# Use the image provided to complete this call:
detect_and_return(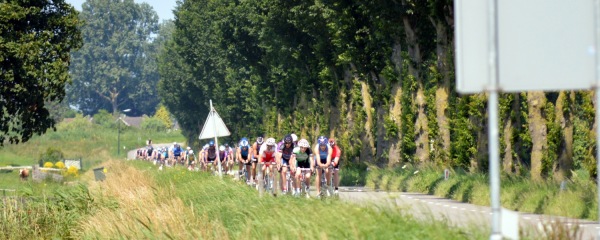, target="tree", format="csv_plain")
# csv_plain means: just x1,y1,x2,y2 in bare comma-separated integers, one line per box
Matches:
154,104,172,129
0,0,82,145
68,0,159,116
